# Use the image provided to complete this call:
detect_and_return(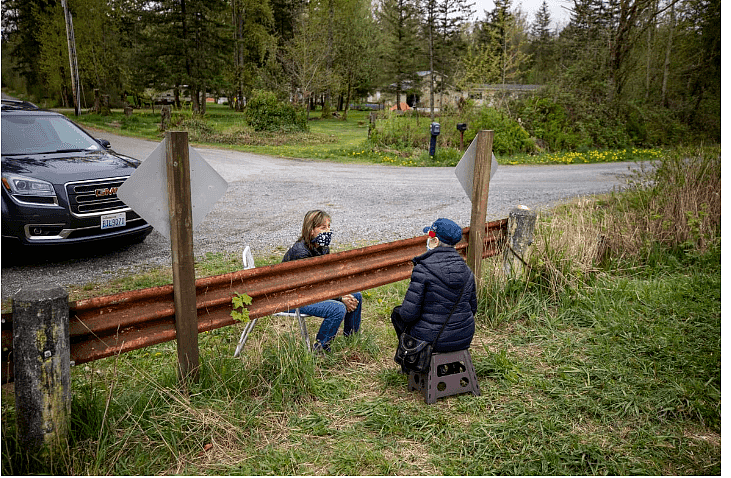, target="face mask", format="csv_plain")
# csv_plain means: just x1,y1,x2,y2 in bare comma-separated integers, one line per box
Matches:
313,231,332,247
427,237,438,251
